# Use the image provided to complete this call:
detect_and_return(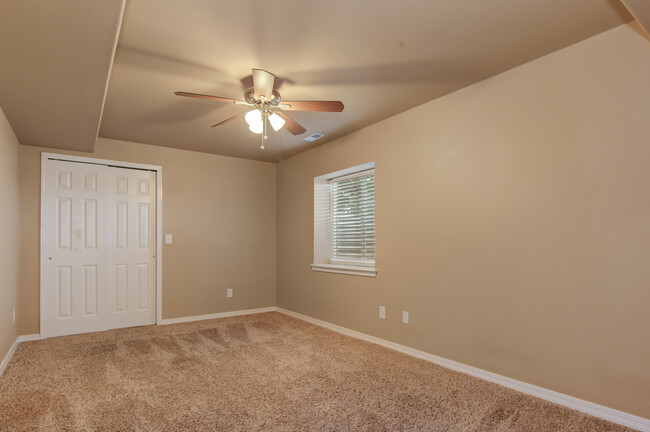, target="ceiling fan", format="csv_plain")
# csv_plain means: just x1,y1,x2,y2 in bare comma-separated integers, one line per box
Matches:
175,68,344,149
